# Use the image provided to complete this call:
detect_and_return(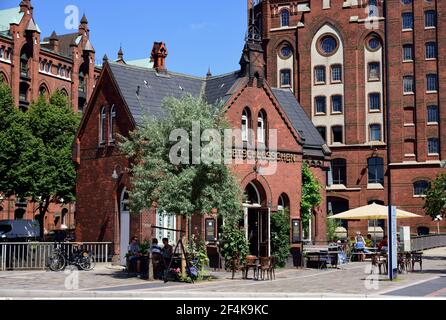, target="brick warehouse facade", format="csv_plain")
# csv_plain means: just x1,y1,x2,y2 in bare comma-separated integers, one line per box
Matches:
251,0,446,237
74,33,330,264
0,0,100,234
